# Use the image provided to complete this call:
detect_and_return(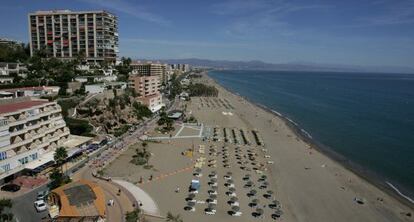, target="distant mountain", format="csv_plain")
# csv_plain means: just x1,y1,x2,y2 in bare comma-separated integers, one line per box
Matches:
148,58,414,74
